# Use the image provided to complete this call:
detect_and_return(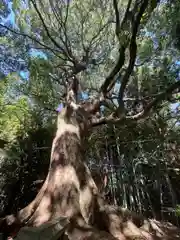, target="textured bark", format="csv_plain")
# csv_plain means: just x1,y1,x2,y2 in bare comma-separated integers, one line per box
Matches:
1,107,180,240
